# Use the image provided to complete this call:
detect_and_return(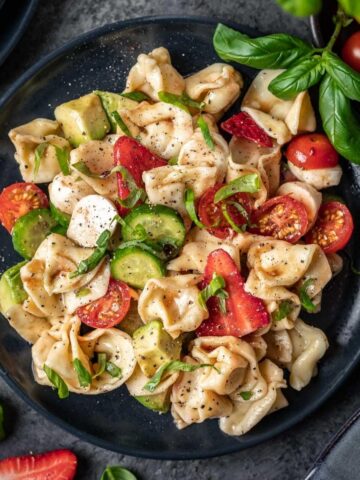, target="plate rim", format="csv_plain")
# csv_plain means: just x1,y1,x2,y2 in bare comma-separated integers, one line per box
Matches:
0,14,359,460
